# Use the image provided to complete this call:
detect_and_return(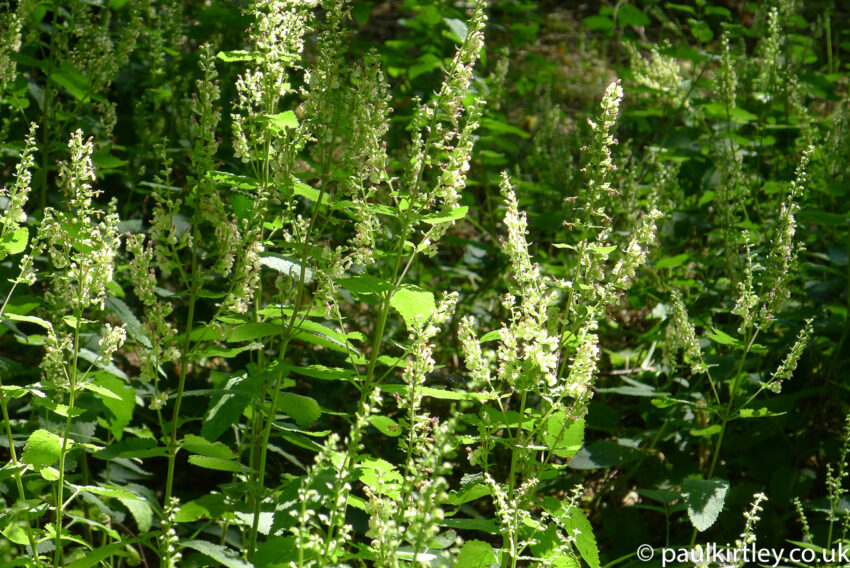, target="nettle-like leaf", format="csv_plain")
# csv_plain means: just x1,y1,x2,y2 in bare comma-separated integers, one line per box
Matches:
682,478,730,532
389,284,436,330
544,413,585,459
21,429,63,468
456,540,498,567
182,540,252,568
